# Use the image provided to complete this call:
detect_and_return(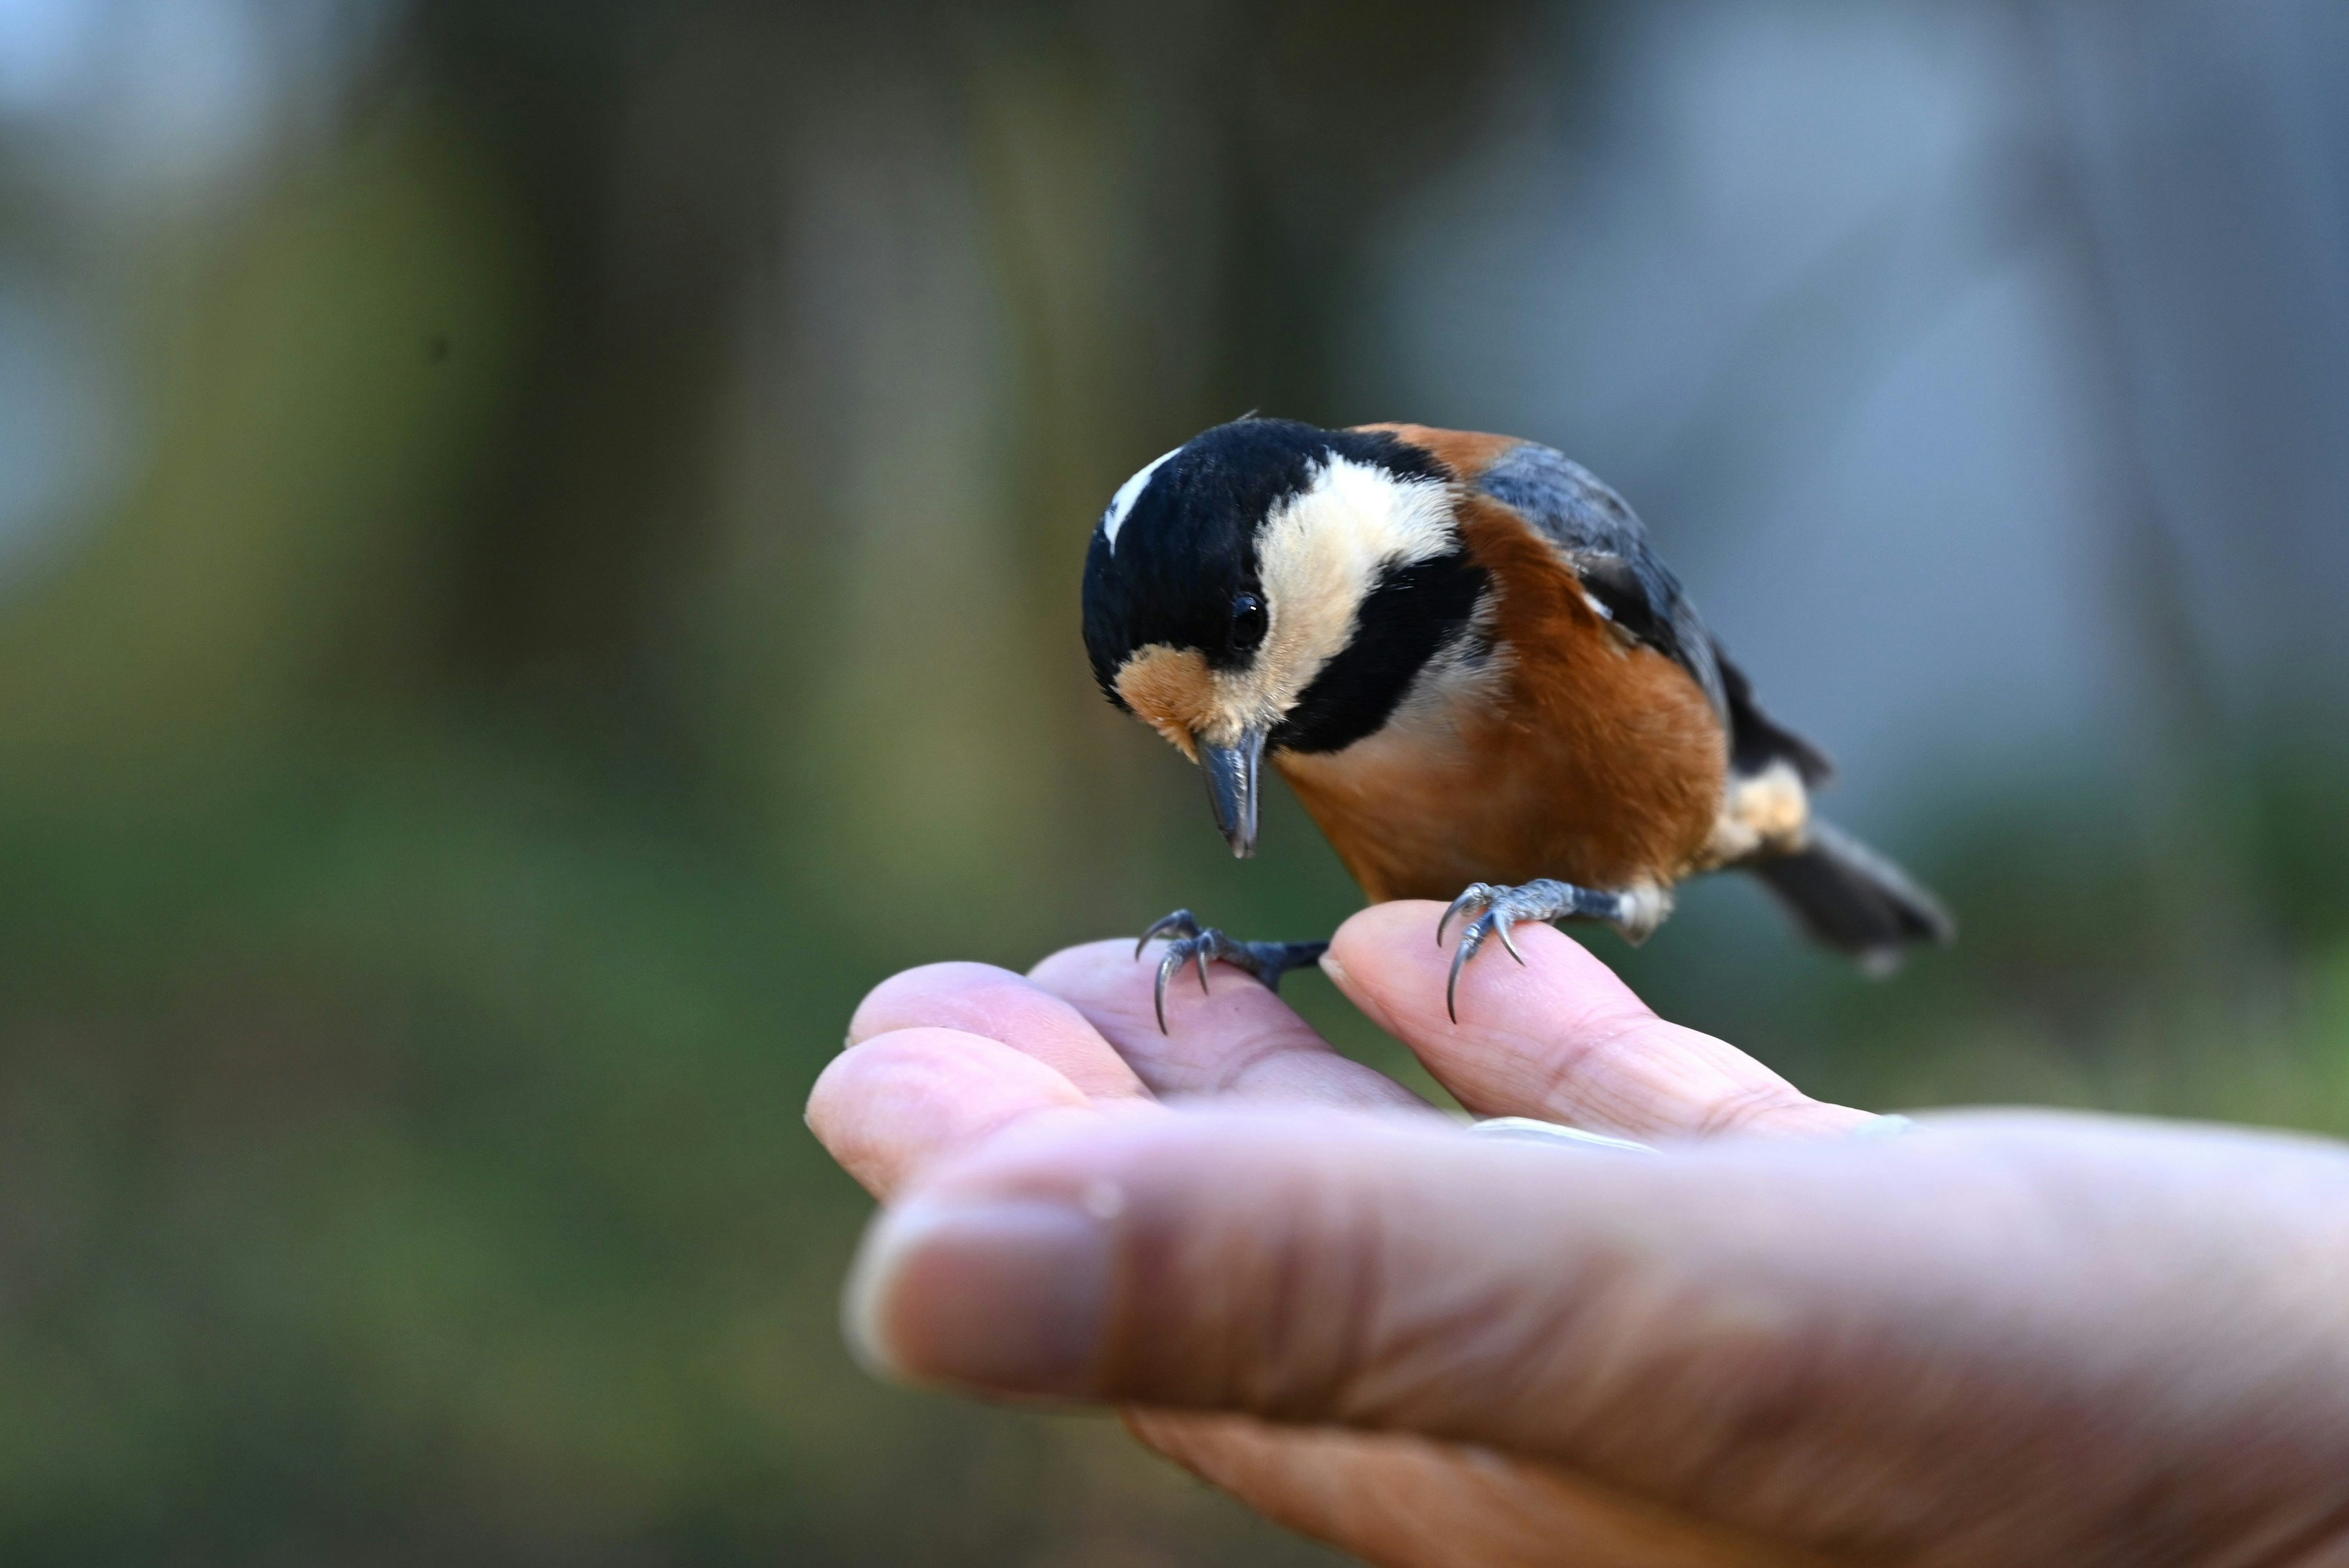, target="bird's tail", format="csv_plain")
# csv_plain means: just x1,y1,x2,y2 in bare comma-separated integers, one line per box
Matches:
1748,818,1953,973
